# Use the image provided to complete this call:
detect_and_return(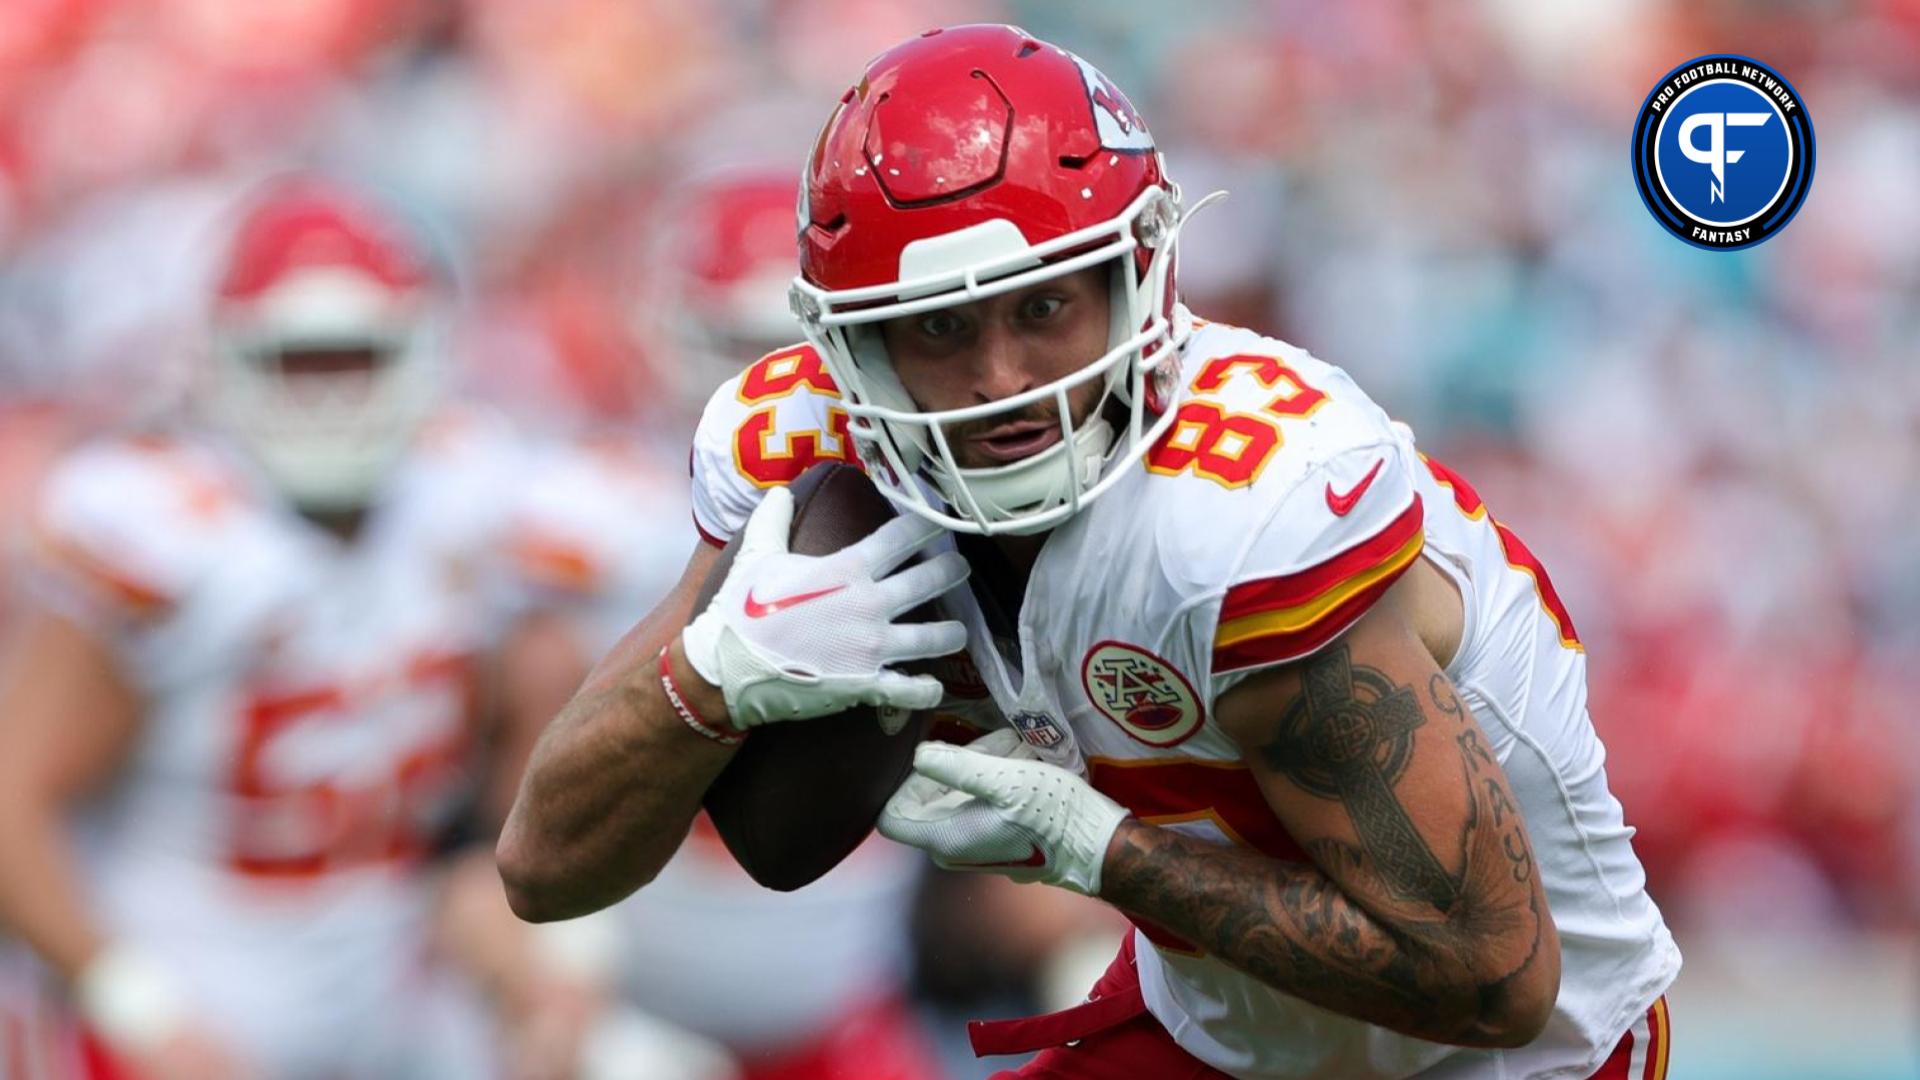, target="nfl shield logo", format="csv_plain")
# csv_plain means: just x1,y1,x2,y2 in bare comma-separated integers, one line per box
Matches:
1009,711,1066,749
